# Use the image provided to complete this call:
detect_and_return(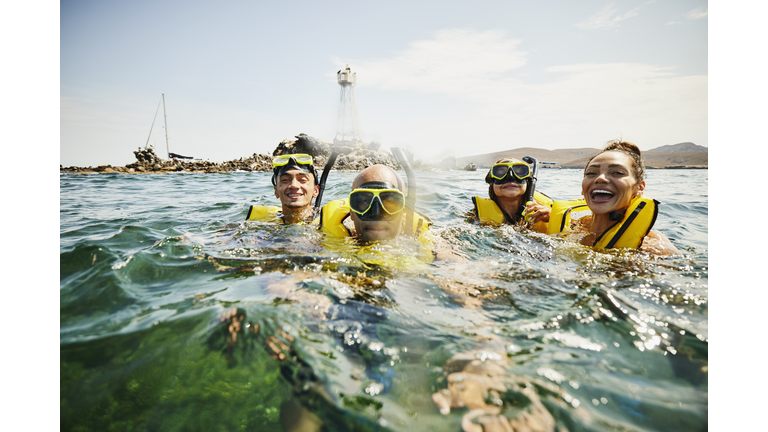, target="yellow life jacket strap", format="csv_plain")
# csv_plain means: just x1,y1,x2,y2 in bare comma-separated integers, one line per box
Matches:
594,198,658,249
